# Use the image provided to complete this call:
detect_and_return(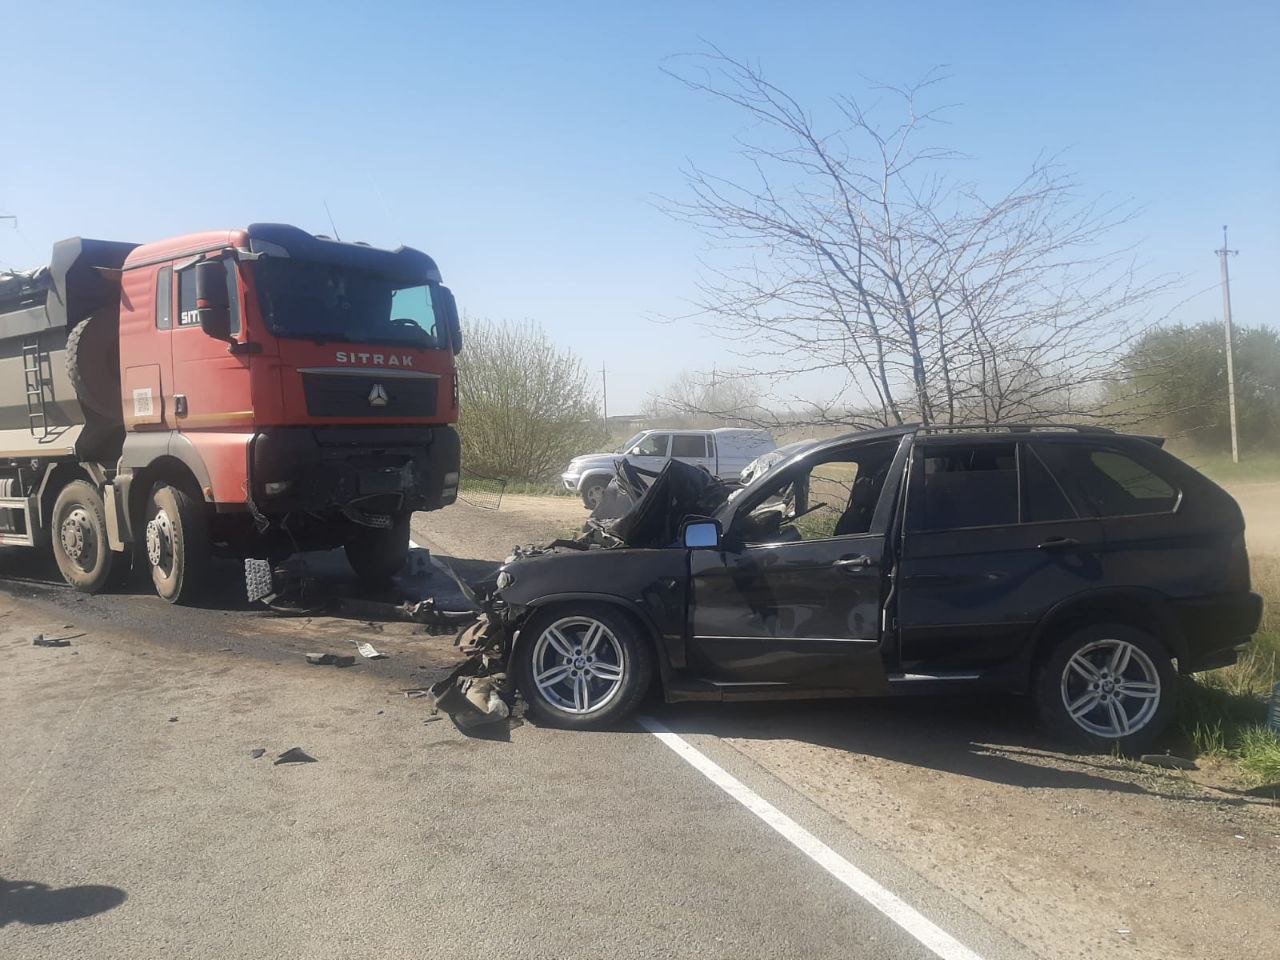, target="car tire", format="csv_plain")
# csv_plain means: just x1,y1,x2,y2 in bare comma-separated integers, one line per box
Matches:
515,603,653,729
146,483,210,604
581,479,608,511
50,480,117,593
1036,622,1177,753
344,512,410,584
